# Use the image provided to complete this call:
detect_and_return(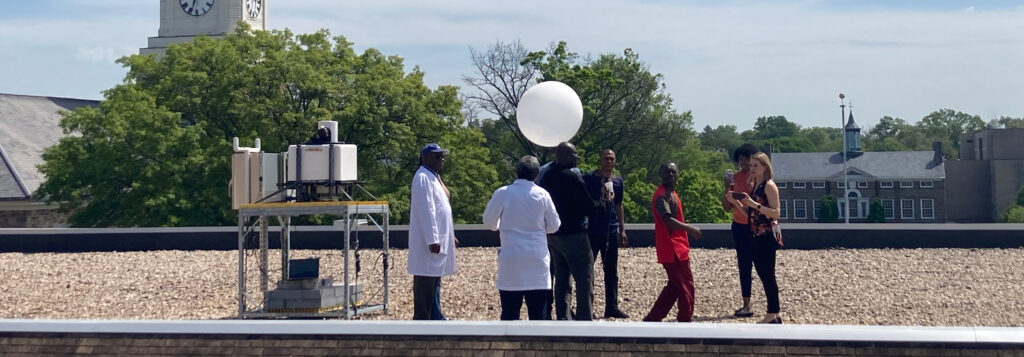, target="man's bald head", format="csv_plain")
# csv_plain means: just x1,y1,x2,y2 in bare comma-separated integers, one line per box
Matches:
554,142,579,167
659,161,679,188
